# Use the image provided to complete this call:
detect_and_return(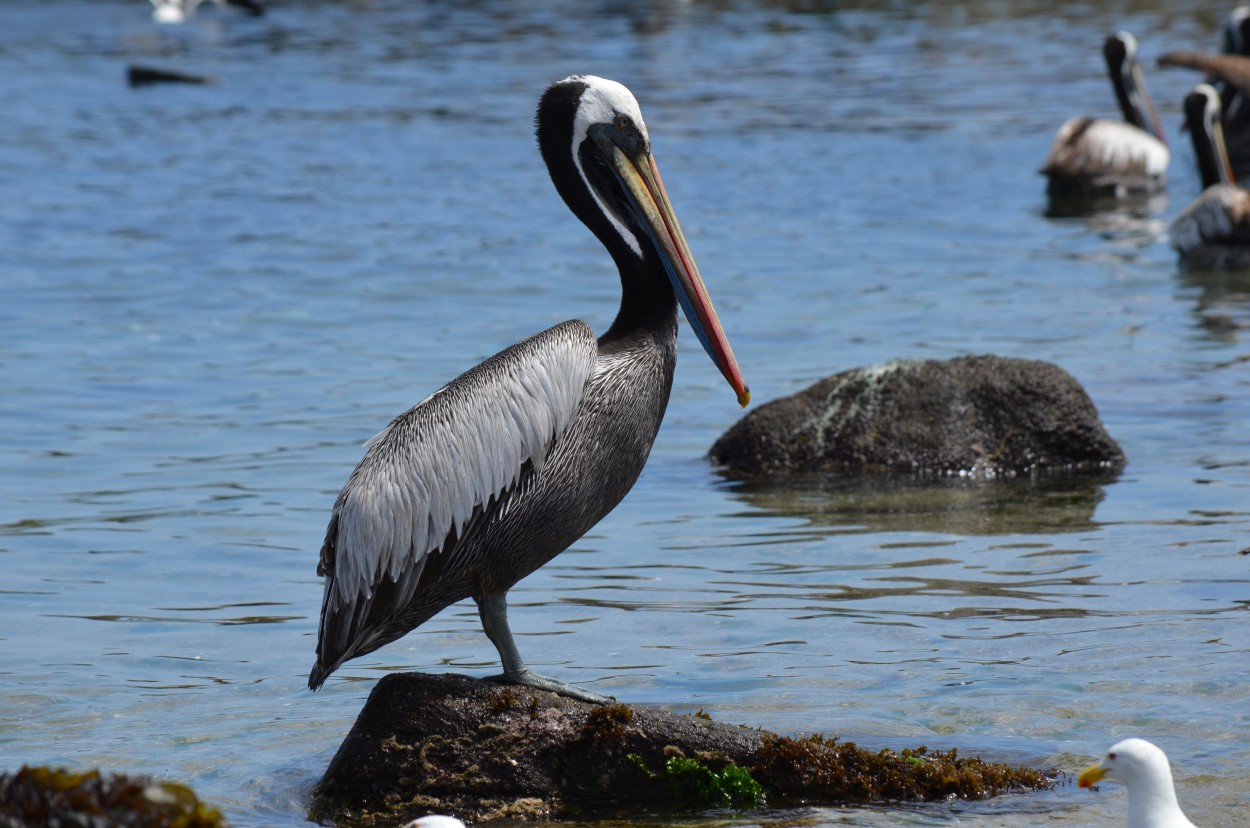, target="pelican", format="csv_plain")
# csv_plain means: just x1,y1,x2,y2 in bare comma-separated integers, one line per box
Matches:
1159,8,1250,178
1219,6,1250,144
1168,84,1250,269
307,76,749,703
1078,738,1197,828
1042,32,1169,198
150,0,263,23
